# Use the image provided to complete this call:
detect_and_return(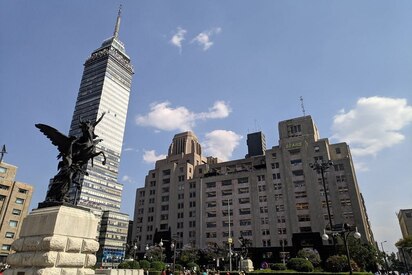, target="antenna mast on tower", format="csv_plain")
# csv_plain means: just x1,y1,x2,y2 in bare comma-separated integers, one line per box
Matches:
300,96,306,116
